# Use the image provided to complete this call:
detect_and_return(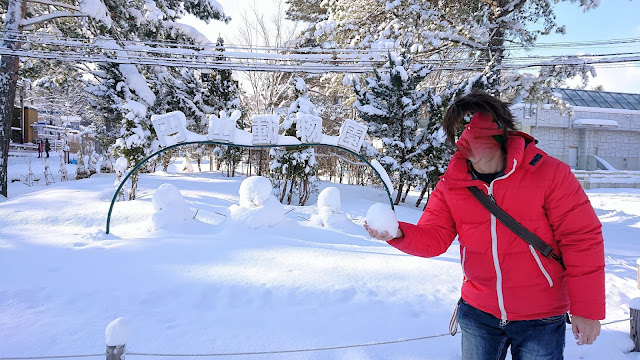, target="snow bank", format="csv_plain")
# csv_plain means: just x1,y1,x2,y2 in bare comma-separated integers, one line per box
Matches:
148,183,195,231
